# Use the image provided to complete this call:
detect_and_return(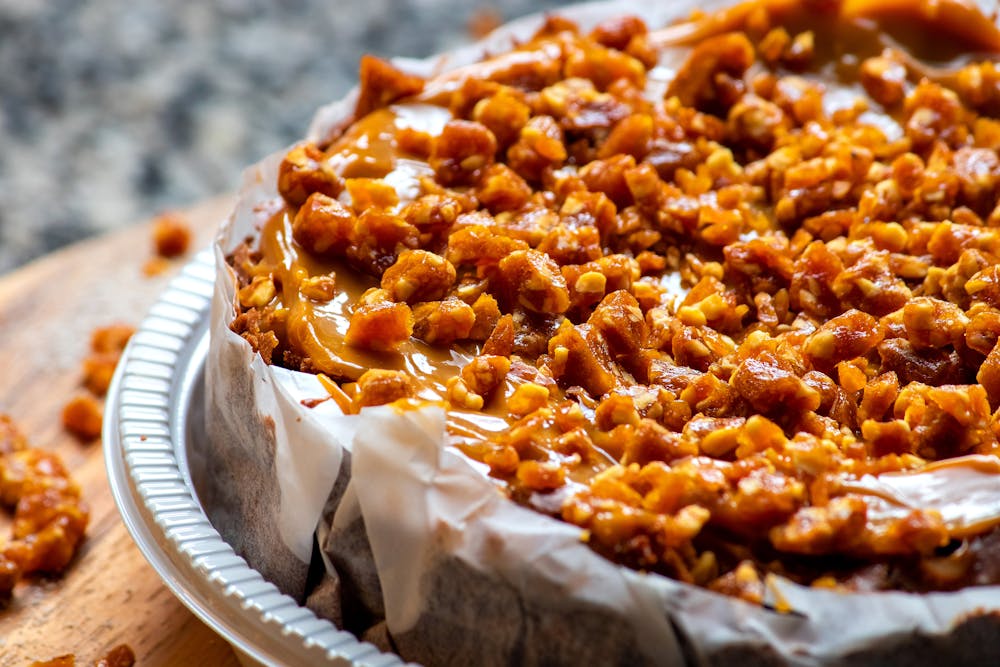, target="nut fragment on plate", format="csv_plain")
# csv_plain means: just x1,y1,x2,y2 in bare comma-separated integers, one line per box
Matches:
0,415,89,601
227,0,1000,598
